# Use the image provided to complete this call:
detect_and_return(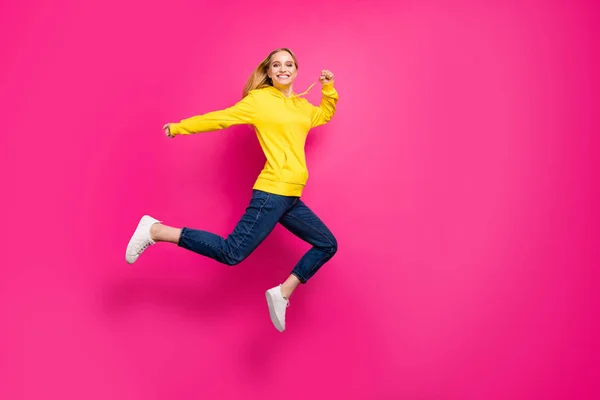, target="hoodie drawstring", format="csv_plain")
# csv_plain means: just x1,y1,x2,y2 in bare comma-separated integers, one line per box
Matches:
292,82,316,98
